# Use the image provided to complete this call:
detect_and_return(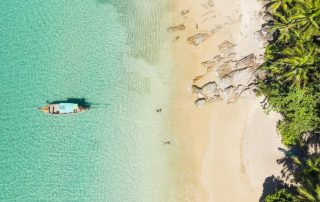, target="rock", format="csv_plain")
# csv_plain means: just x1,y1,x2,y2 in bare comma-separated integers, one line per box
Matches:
192,53,260,106
218,40,236,54
192,85,202,93
221,85,233,101
207,0,215,7
201,61,215,72
227,52,236,59
173,36,180,42
167,24,185,32
195,98,207,108
219,76,233,90
181,10,190,16
234,54,256,70
213,55,225,62
187,32,212,46
217,63,233,78
201,61,214,66
201,82,218,98
193,75,205,83
257,70,267,80
192,81,220,106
